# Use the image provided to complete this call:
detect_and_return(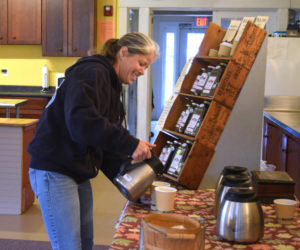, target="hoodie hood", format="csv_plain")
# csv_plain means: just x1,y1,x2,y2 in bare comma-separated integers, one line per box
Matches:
65,55,122,92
